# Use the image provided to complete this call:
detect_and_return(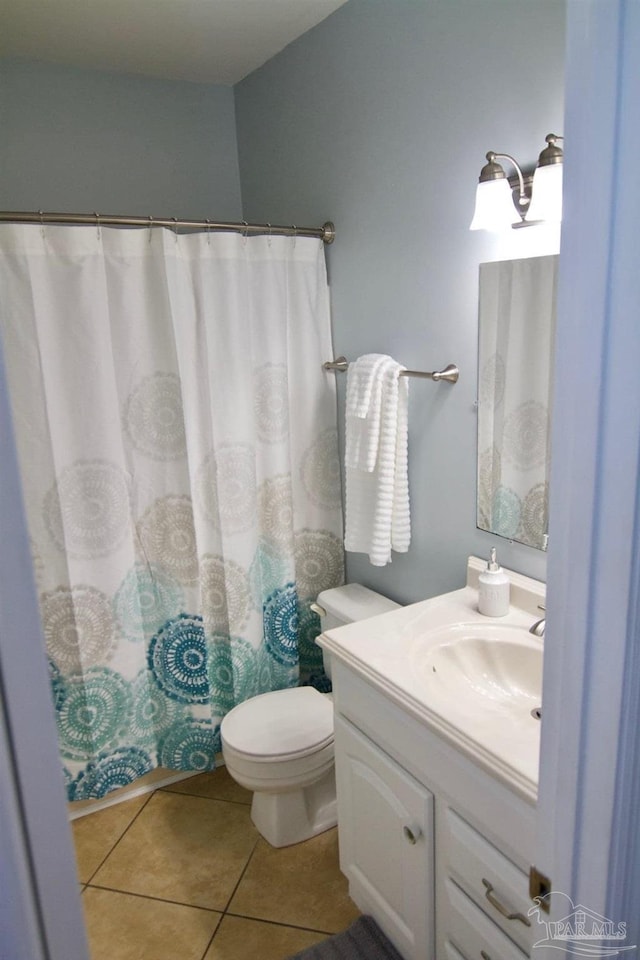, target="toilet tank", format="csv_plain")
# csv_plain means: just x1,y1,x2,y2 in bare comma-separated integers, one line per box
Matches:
314,583,400,679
